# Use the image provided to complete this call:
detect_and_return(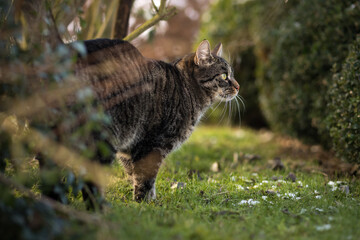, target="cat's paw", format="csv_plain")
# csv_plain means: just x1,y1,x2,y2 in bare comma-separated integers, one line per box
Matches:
134,179,156,202
146,184,156,201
